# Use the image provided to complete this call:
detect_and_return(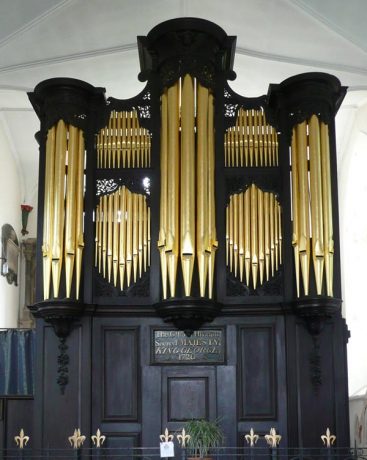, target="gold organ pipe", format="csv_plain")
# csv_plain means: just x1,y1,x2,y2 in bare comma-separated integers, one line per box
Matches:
235,115,239,167
113,189,119,287
126,189,133,287
258,188,265,285
122,111,127,167
269,192,275,277
278,202,282,265
132,193,139,283
159,90,168,299
250,184,258,289
243,109,248,166
107,193,113,282
239,110,244,167
75,130,85,299
43,126,56,299
226,206,229,266
107,114,112,168
253,110,259,166
111,111,116,168
119,186,126,290
264,192,270,281
197,82,209,297
207,92,217,299
138,194,143,278
291,129,300,296
233,193,239,278
95,206,99,267
296,121,310,295
244,187,251,286
126,111,131,167
51,120,67,298
258,111,264,166
309,115,324,295
167,81,180,297
75,130,85,300
238,191,244,282
65,125,78,298
274,195,279,271
248,110,254,166
117,112,122,168
148,206,151,266
180,75,196,297
102,194,107,278
320,121,334,296
143,196,148,272
229,195,234,273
